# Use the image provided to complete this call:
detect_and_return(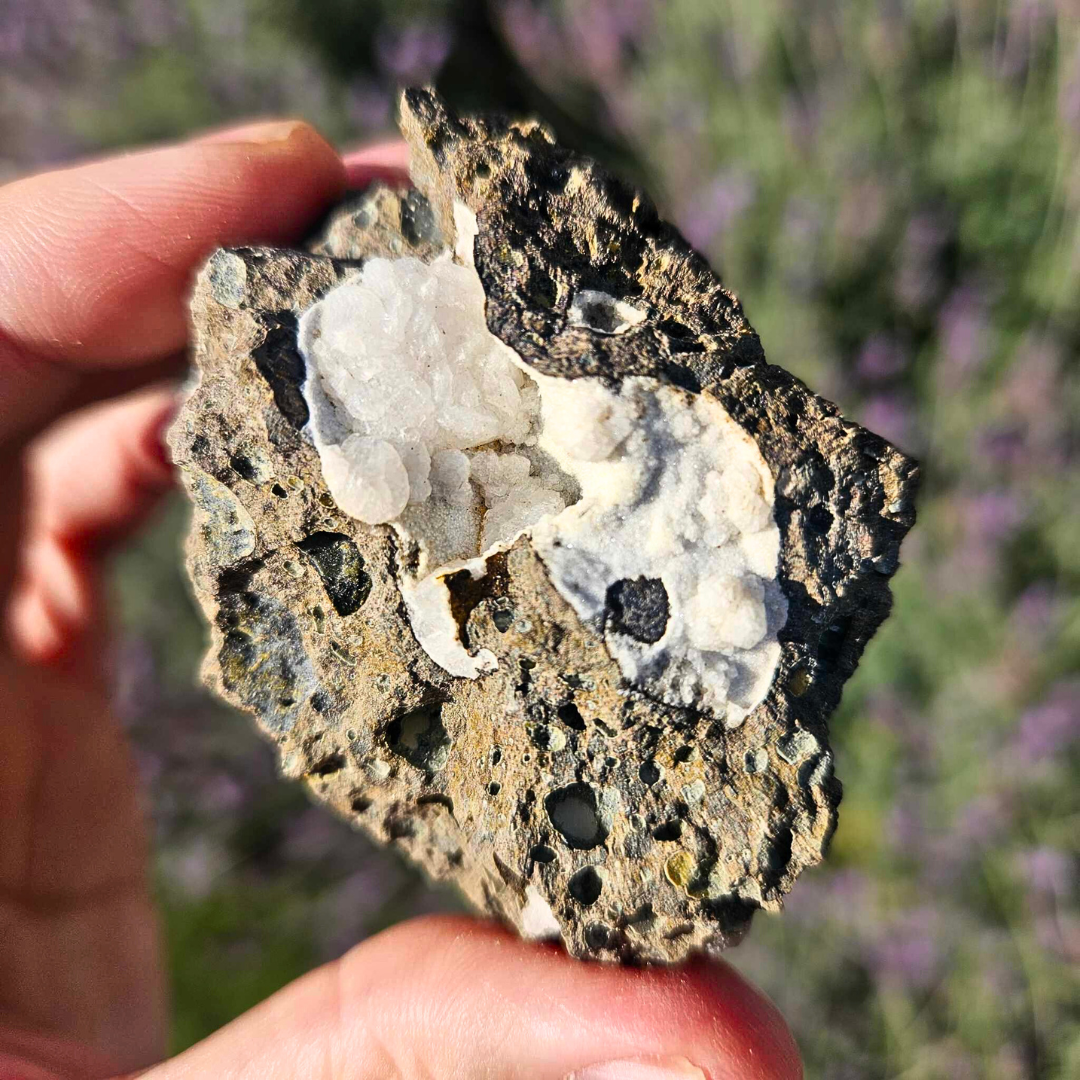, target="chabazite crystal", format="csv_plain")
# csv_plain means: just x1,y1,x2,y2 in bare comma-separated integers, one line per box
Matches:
170,88,918,962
